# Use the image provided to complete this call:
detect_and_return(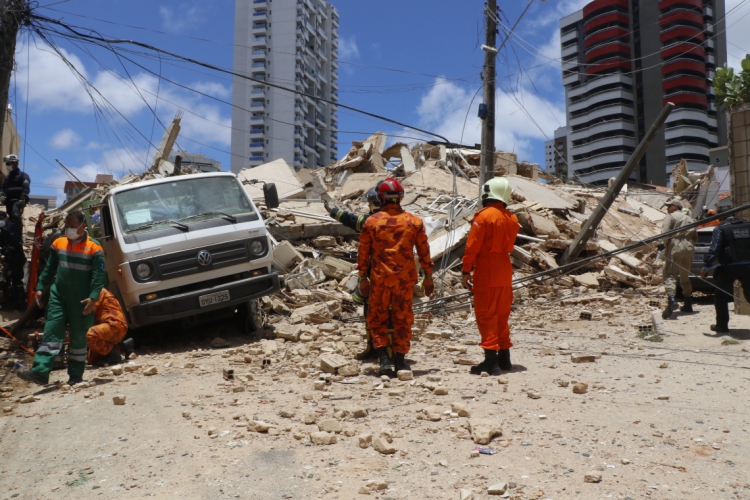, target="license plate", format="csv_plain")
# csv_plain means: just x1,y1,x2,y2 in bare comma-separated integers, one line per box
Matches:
199,290,230,307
